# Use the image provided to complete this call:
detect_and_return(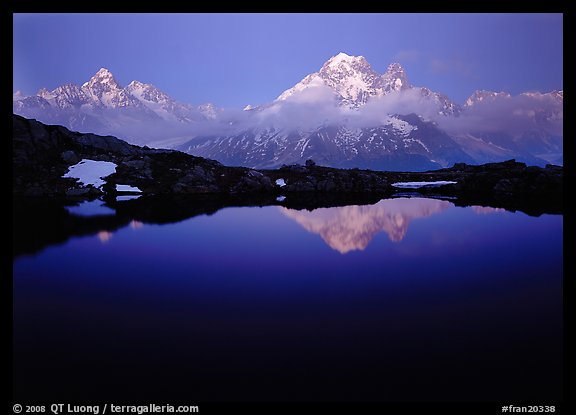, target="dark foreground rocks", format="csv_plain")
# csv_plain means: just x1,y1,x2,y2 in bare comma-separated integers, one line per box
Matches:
13,114,562,214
